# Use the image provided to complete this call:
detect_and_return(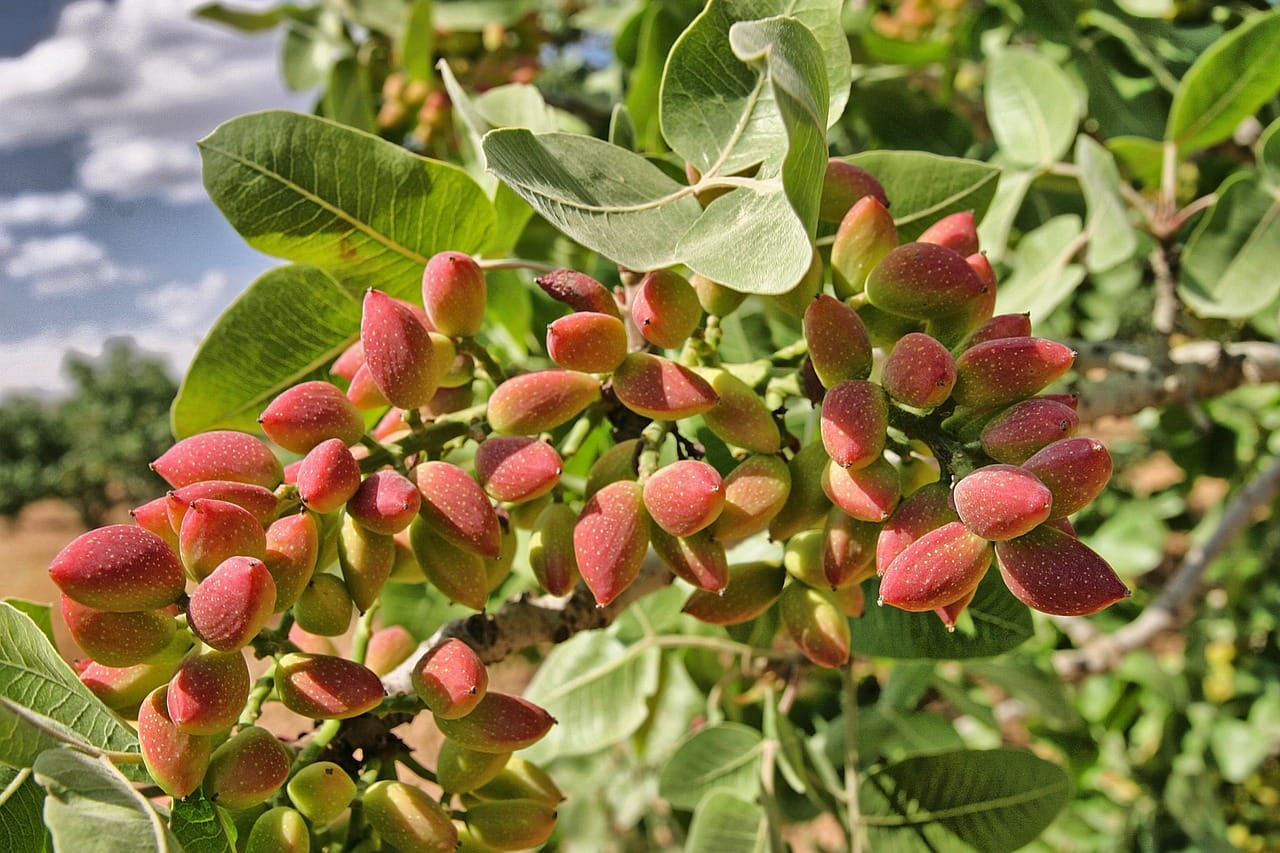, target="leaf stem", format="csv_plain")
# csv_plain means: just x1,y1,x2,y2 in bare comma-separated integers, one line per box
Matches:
457,337,507,384
474,257,557,274
351,601,382,665
237,660,280,729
